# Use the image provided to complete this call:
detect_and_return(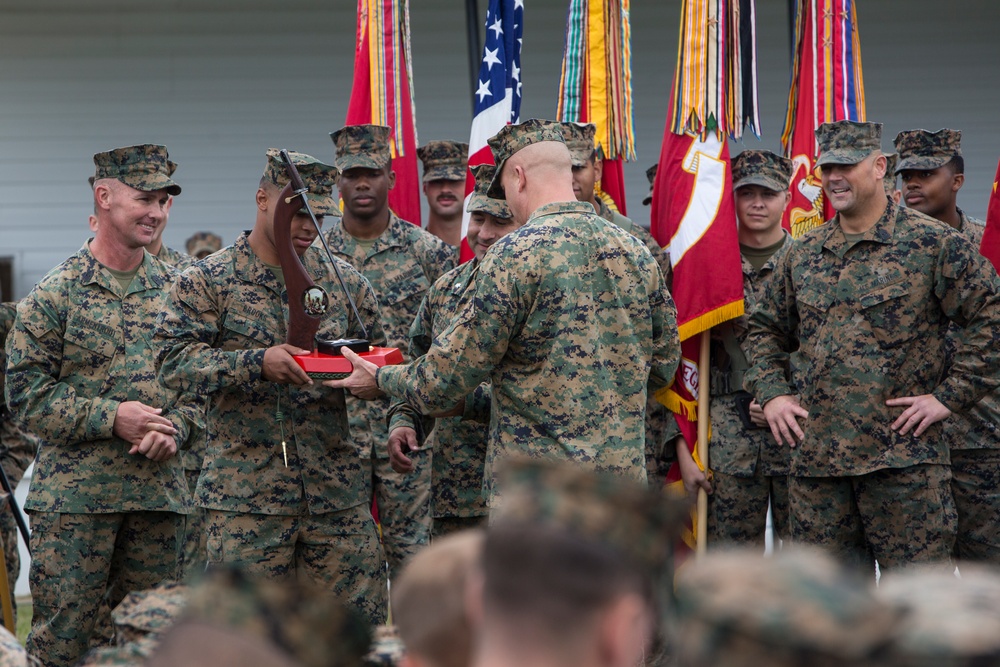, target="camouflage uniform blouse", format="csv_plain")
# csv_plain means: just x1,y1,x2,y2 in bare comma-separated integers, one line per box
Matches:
155,232,384,515
4,244,195,514
378,201,681,503
324,213,457,460
156,245,194,271
745,202,1000,477
389,259,488,518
